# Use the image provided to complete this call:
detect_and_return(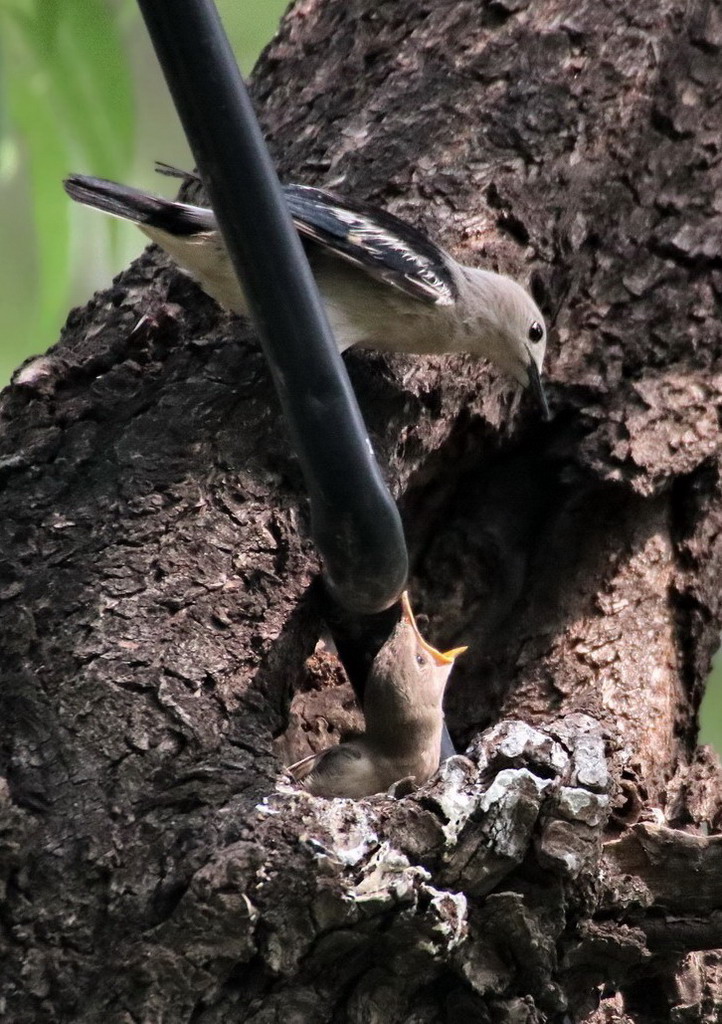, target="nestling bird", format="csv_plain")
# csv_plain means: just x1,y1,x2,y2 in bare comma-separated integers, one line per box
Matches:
288,591,467,798
63,168,549,416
